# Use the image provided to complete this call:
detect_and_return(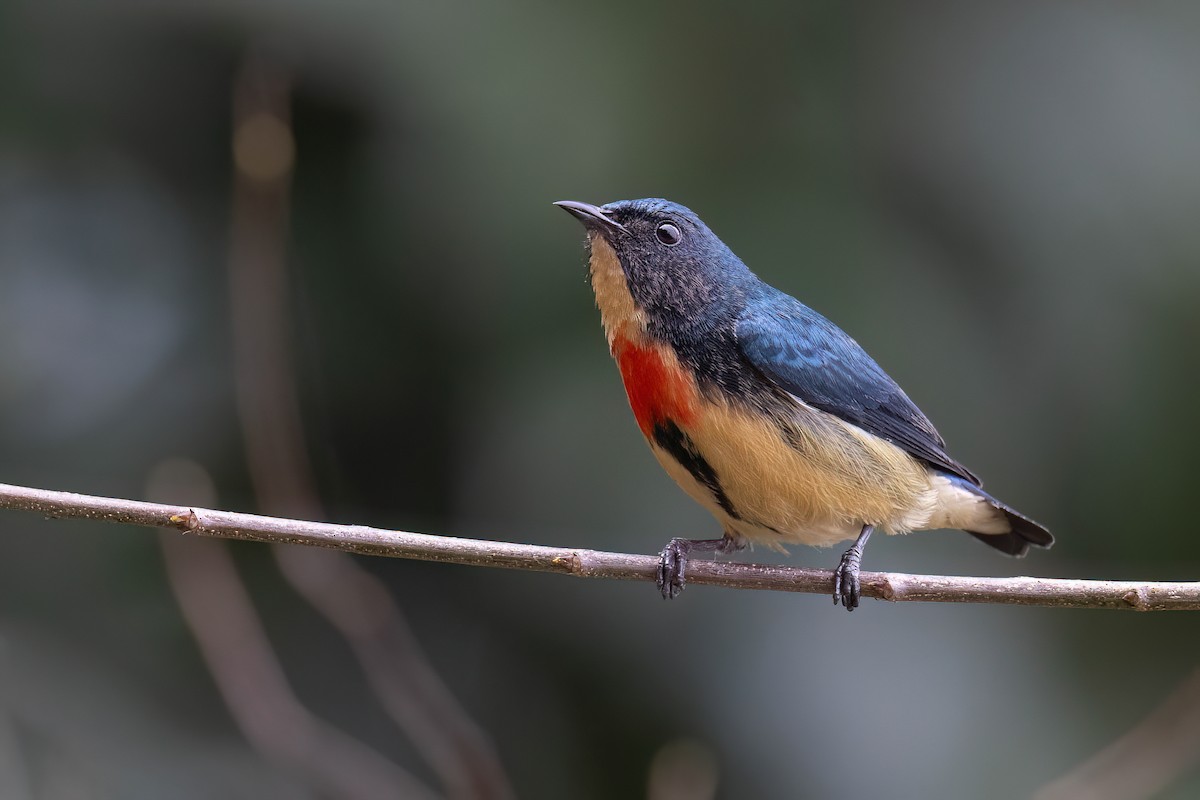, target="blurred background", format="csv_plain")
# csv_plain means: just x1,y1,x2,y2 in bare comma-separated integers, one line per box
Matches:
1,0,1199,797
